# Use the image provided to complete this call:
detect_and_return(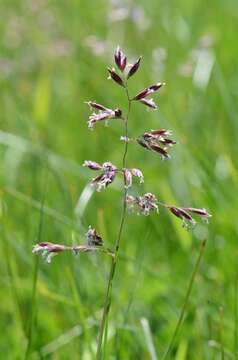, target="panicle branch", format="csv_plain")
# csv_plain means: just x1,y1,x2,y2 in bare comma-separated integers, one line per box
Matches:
126,192,211,228
32,226,114,263
86,101,122,129
83,160,144,191
137,128,176,160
